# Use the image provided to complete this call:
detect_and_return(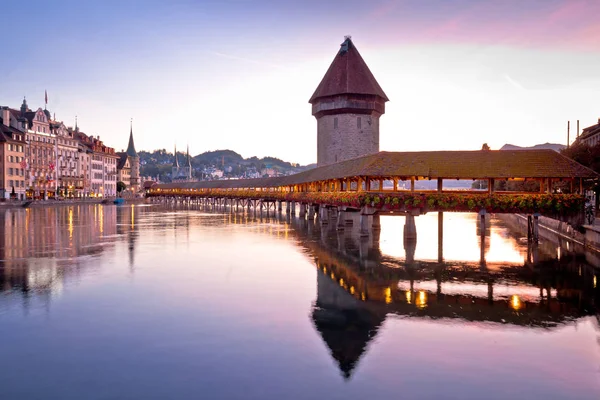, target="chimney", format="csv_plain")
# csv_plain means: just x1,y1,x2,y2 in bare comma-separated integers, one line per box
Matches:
1,107,9,127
